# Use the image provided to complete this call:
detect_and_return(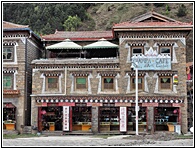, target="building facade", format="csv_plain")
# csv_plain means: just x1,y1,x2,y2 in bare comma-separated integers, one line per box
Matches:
3,21,43,132
31,12,192,134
